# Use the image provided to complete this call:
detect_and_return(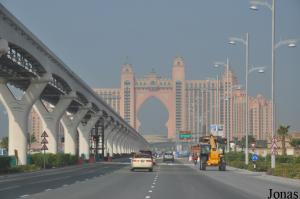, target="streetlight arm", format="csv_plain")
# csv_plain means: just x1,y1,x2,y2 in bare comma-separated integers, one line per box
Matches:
214,62,226,67
229,37,247,45
250,0,272,10
275,39,299,49
248,66,266,74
